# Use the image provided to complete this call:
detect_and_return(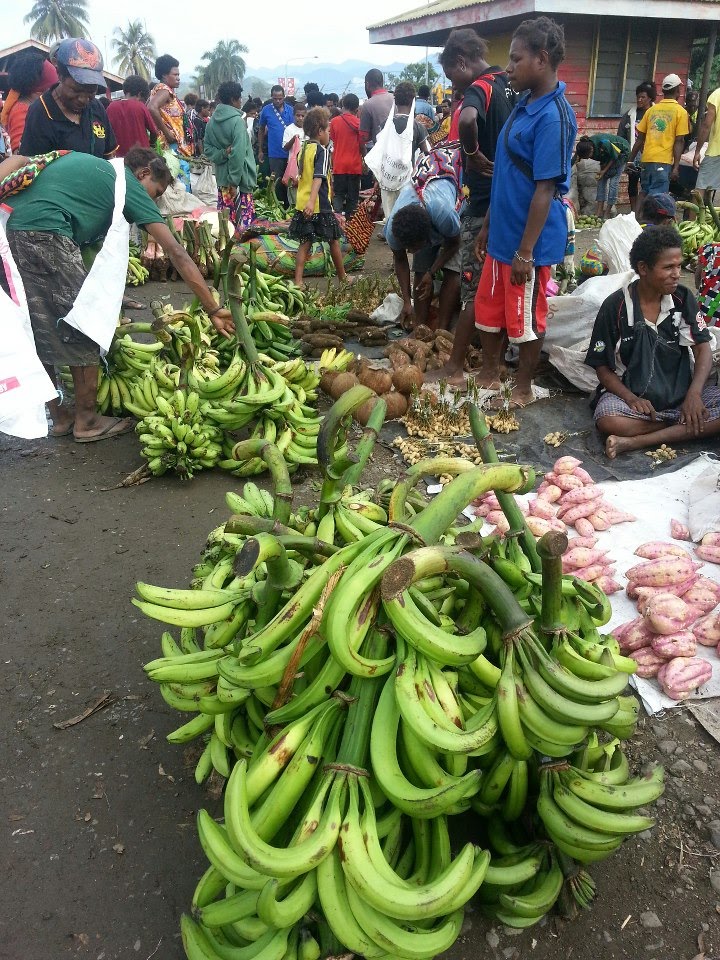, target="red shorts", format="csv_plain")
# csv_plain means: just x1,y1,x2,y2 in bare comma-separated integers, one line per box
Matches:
475,255,550,344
